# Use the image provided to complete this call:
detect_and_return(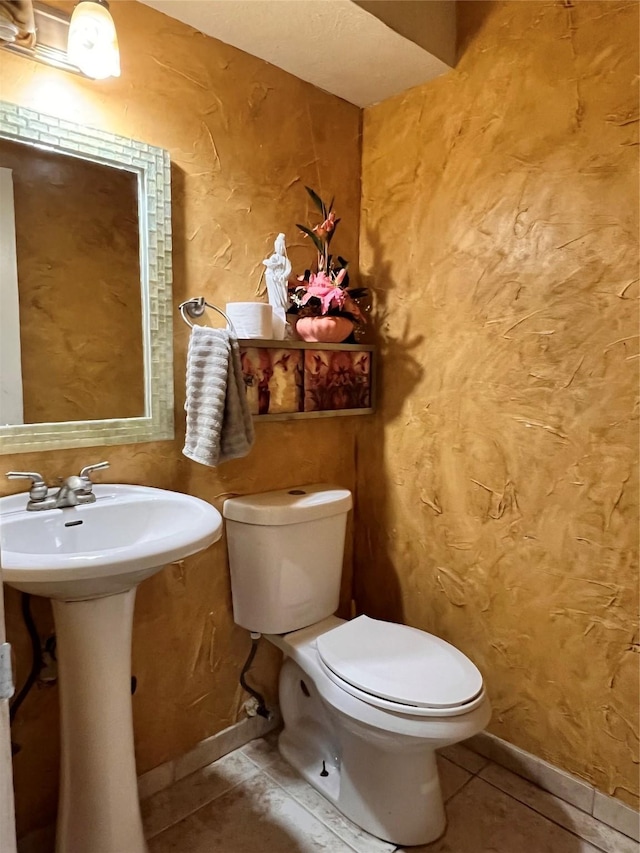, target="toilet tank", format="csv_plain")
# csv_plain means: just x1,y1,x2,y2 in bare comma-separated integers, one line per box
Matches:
223,484,352,634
